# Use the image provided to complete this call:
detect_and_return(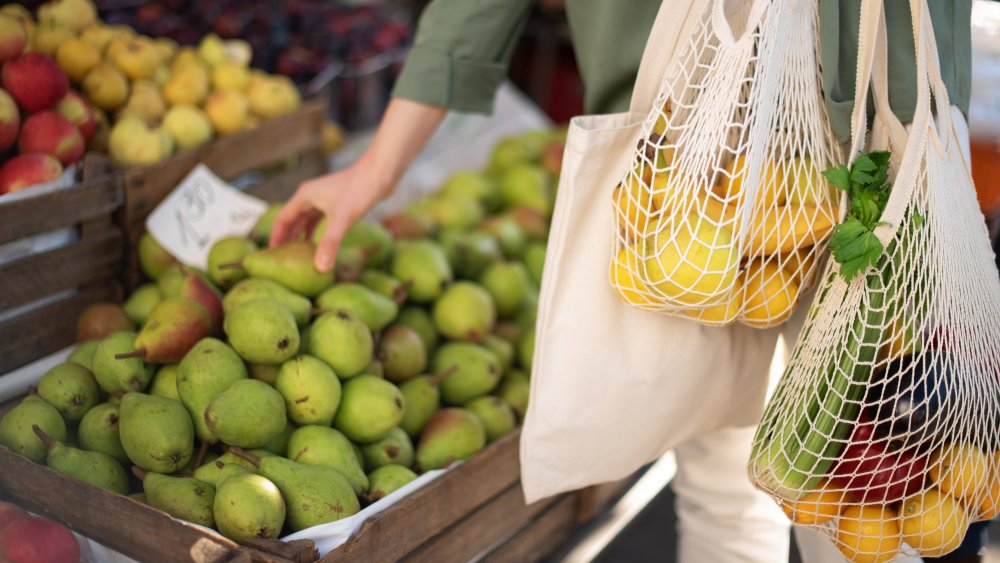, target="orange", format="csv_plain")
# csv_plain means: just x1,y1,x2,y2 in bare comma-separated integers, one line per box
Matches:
782,481,846,525
929,443,991,502
739,259,800,328
975,452,1000,520
900,488,970,557
836,505,902,563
